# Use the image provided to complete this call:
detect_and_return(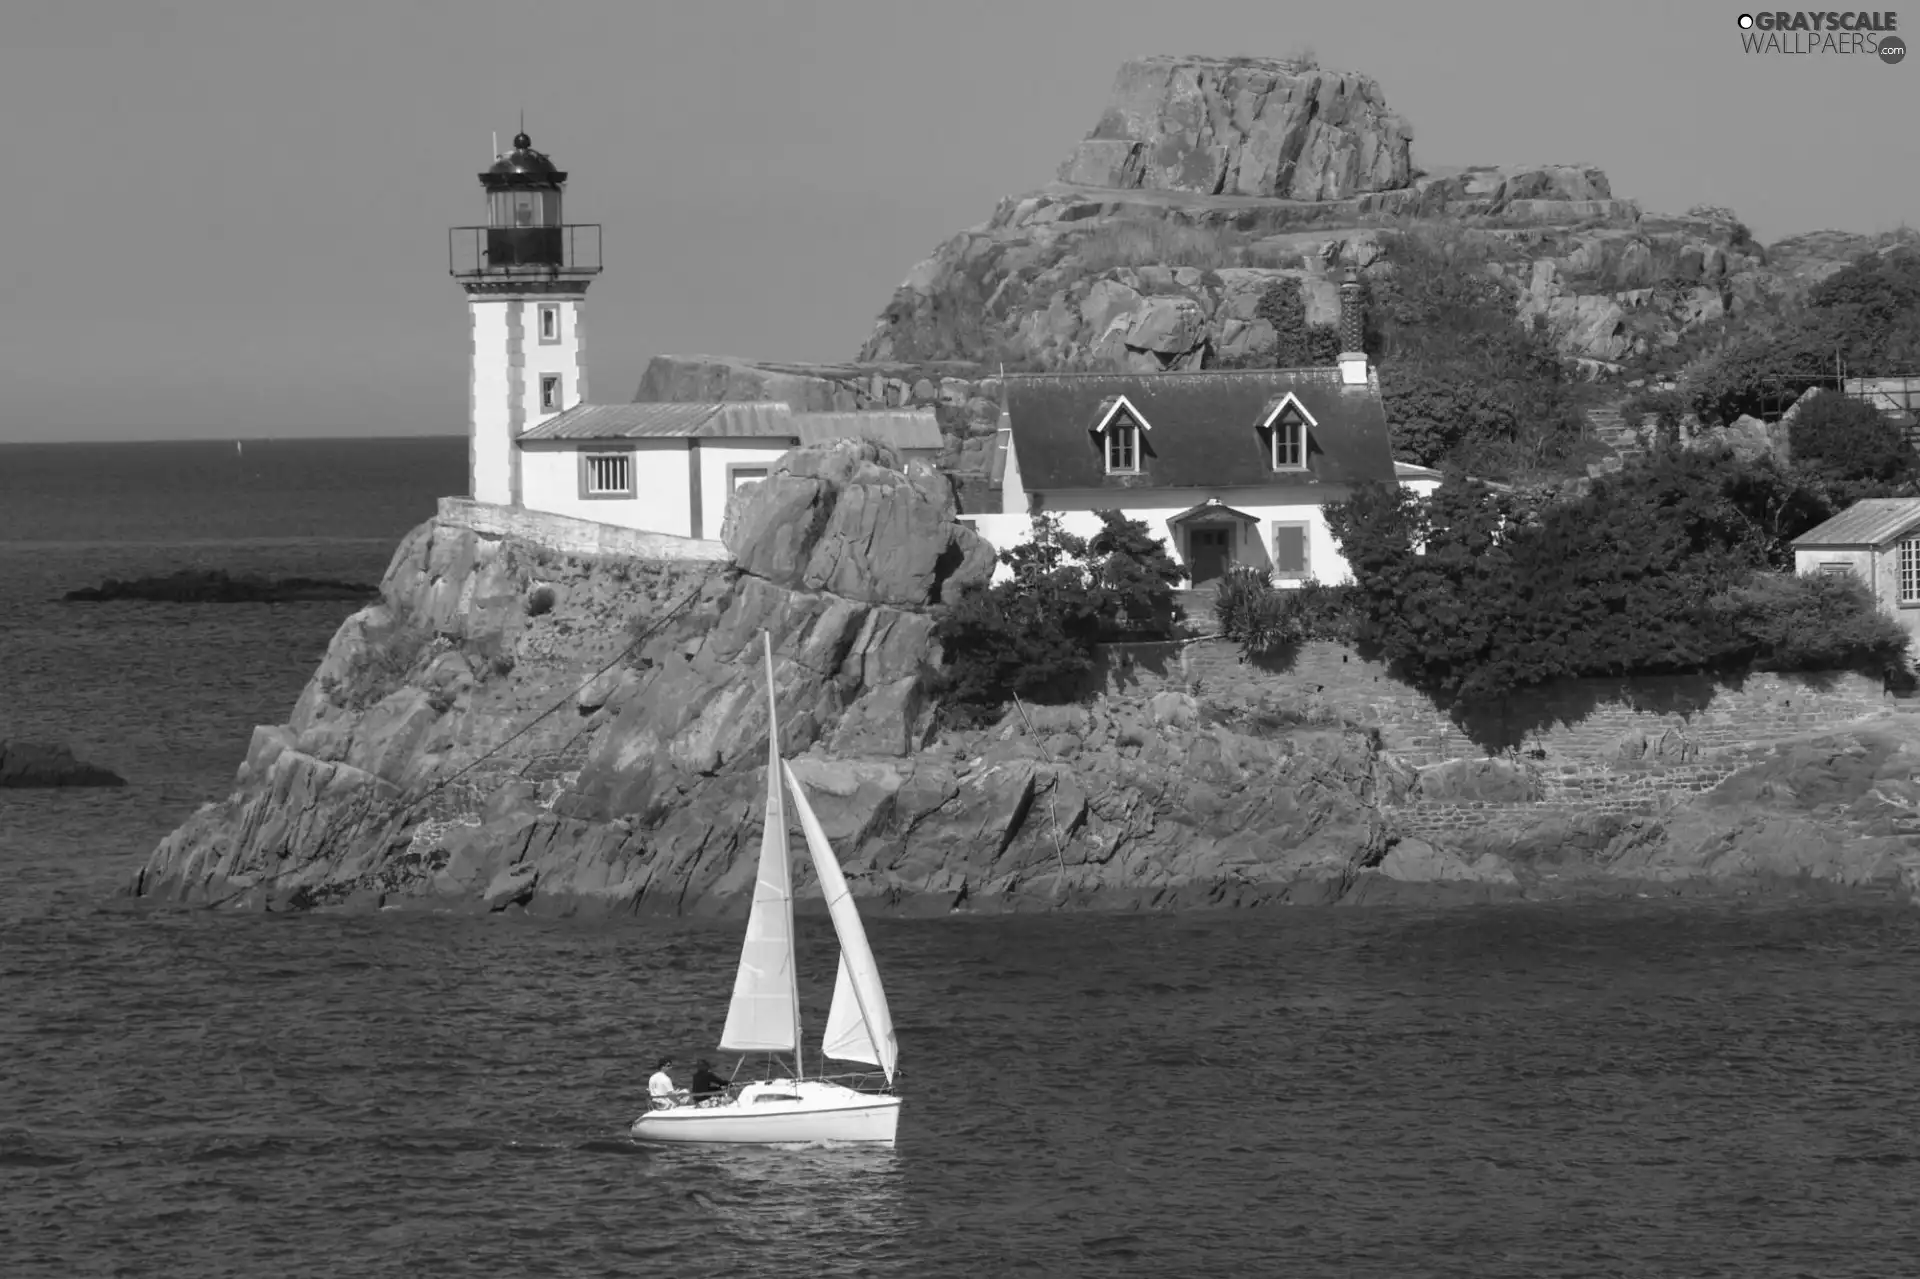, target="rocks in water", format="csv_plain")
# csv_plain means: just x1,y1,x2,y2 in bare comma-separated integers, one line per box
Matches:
64,570,378,603
0,741,126,788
